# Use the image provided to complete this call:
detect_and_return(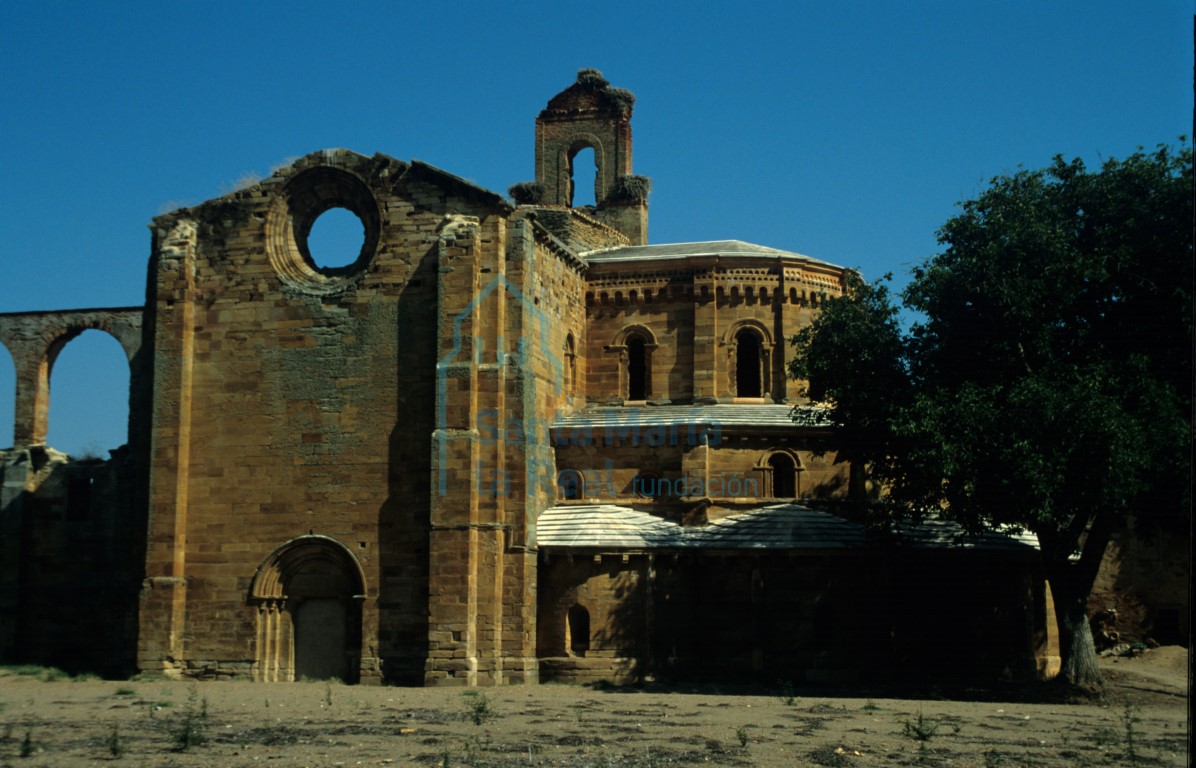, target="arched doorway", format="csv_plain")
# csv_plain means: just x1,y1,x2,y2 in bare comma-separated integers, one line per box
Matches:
567,604,590,657
248,535,366,683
